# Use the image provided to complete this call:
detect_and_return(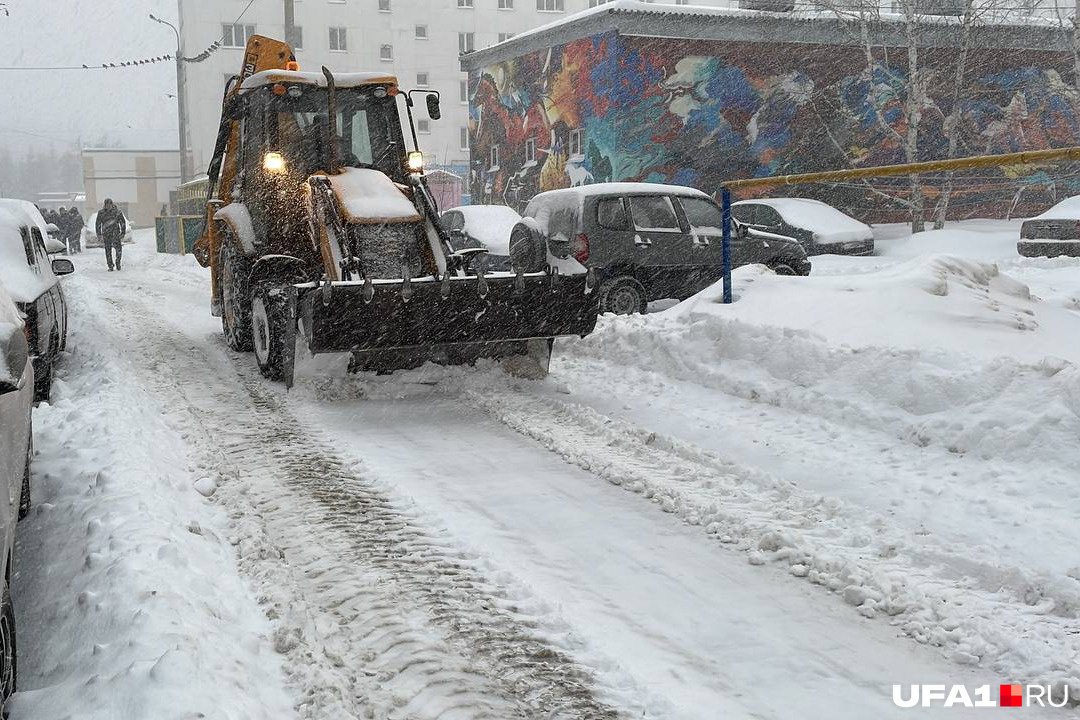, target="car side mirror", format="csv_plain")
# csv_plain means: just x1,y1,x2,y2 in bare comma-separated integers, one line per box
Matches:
51,258,75,276
0,329,29,395
44,236,68,254
426,93,441,121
